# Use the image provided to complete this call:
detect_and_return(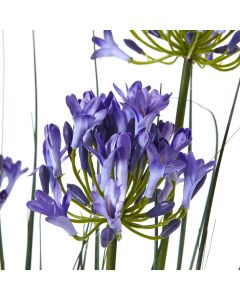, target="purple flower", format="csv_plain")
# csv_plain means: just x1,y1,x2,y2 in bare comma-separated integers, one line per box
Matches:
114,81,171,134
91,30,131,61
179,152,215,209
0,155,28,209
27,183,77,236
91,179,125,247
144,143,185,198
146,201,174,218
228,30,240,50
148,30,161,38
161,219,181,238
124,39,144,55
186,31,195,45
67,183,88,206
39,164,50,194
66,94,107,149
44,124,62,177
85,133,118,190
